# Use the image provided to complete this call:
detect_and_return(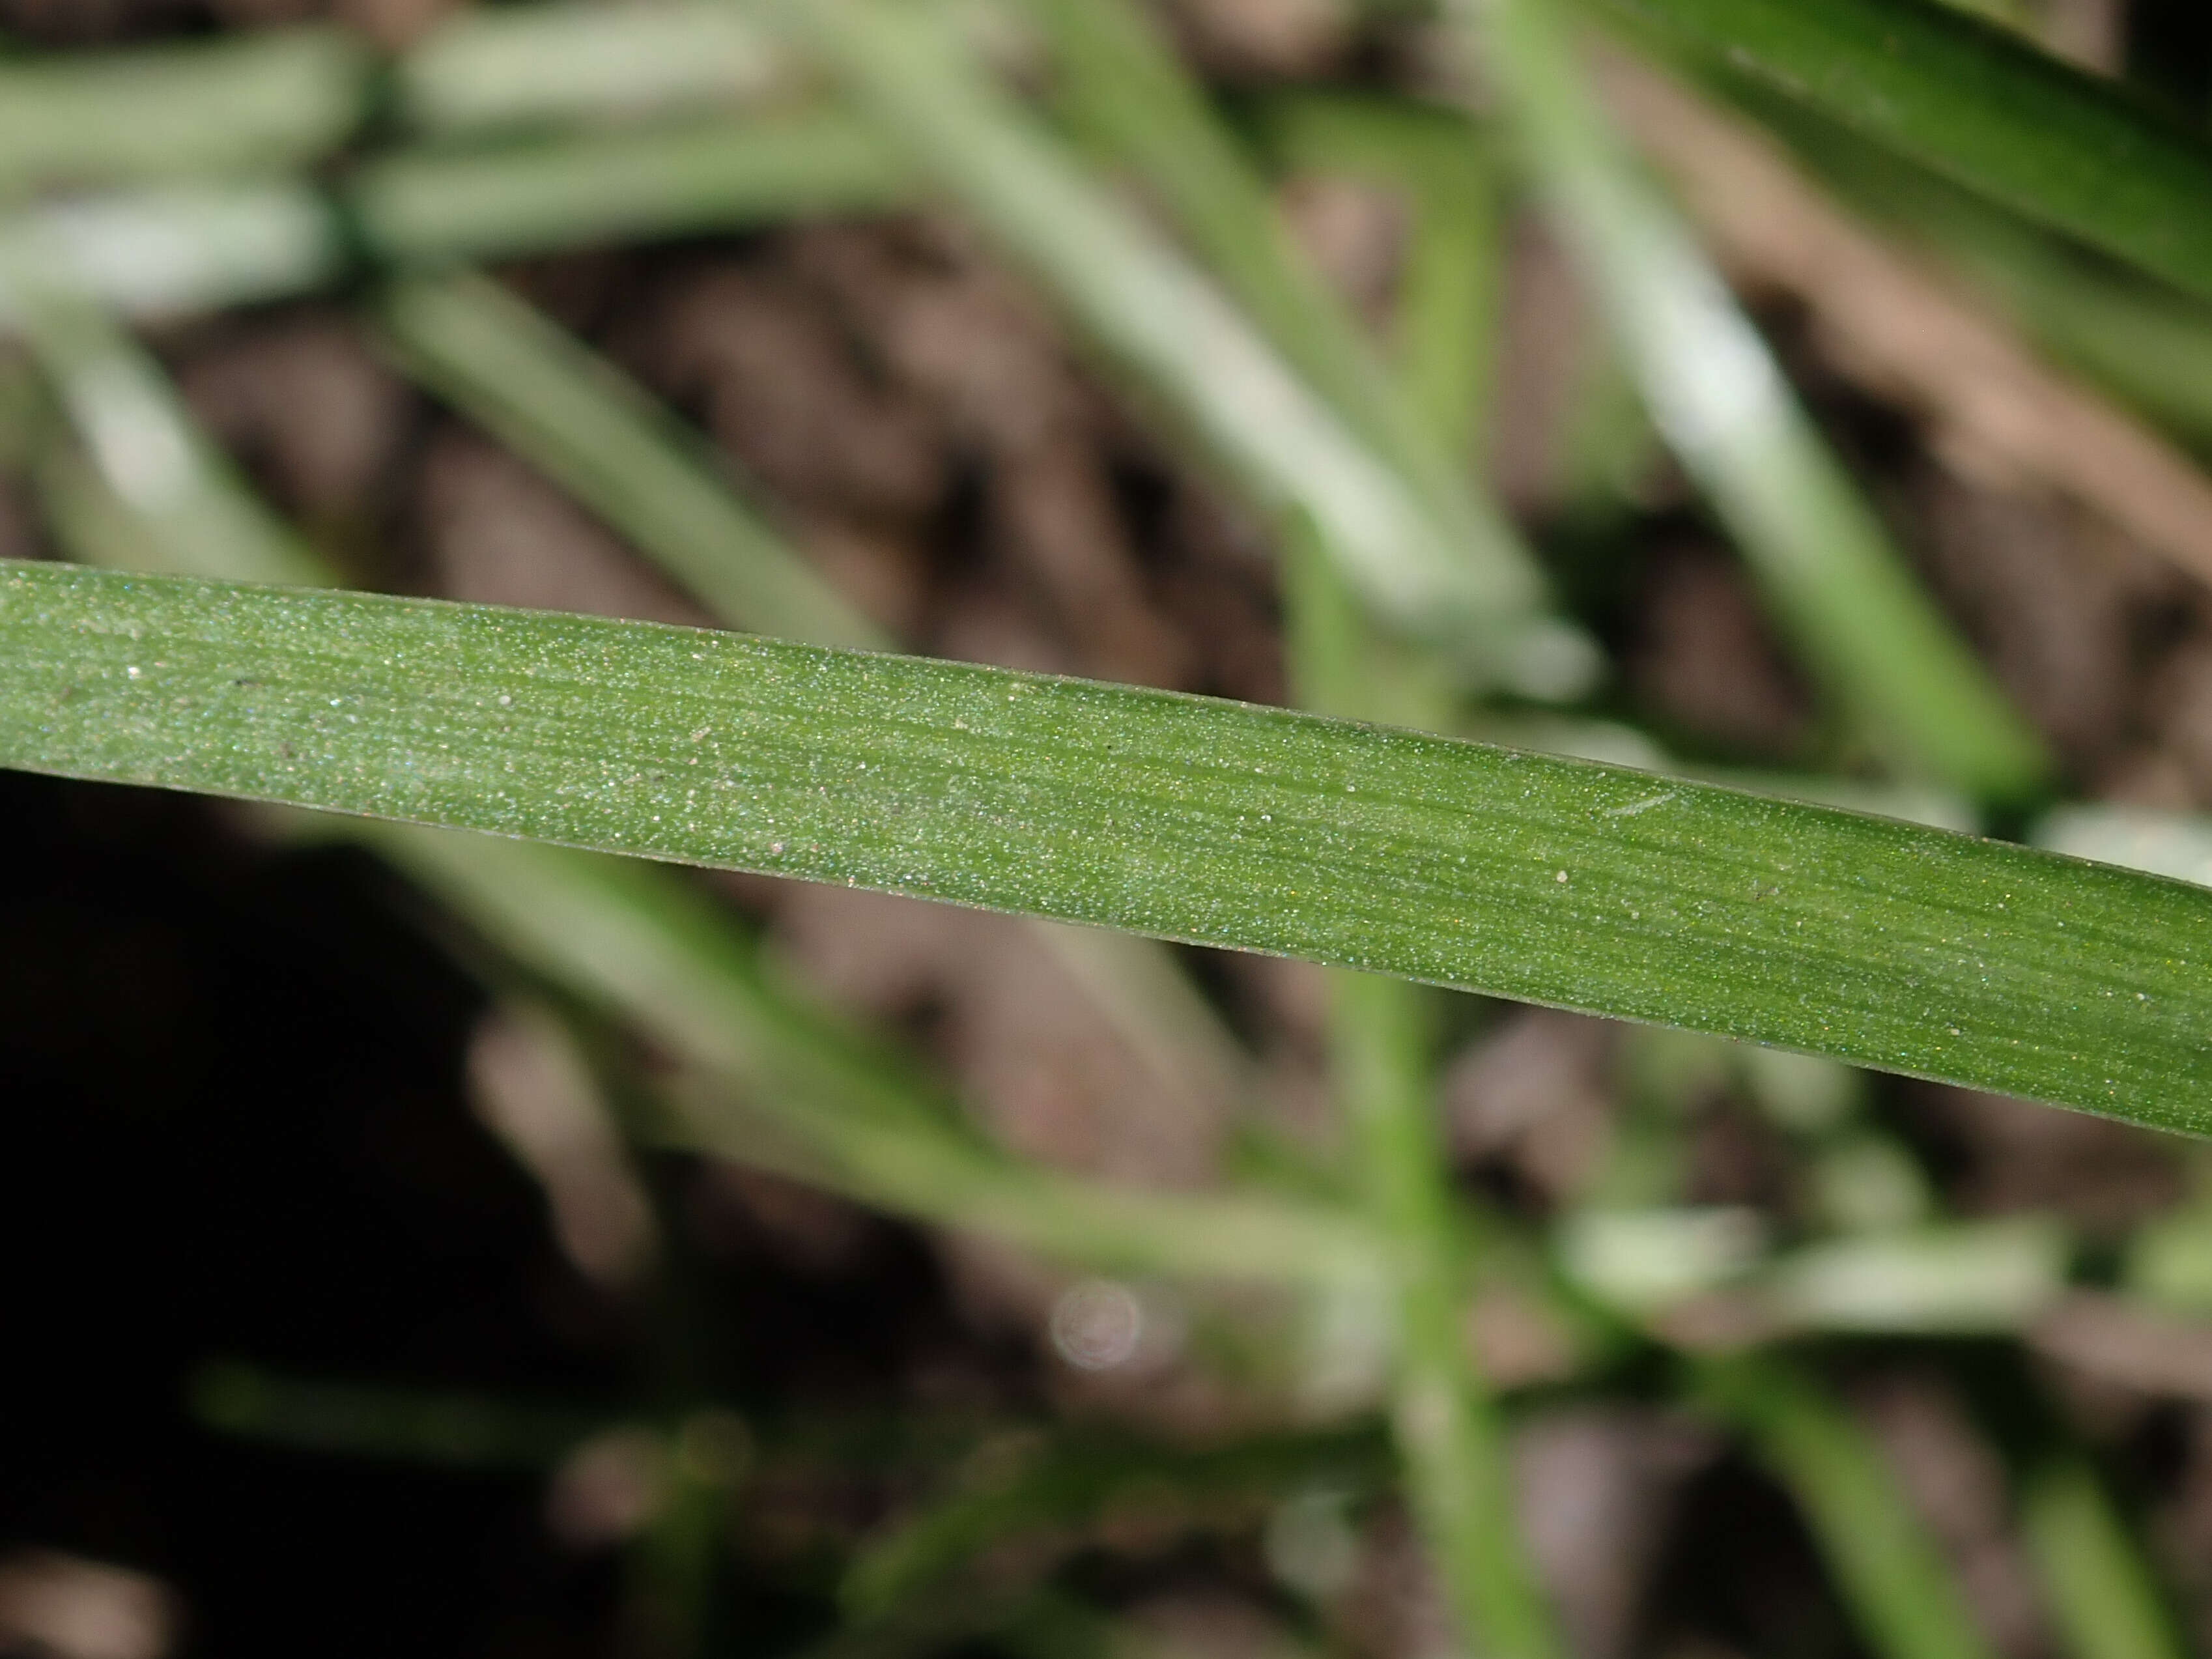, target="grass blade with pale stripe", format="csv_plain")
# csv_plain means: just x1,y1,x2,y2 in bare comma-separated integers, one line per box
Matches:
1456,0,2050,802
